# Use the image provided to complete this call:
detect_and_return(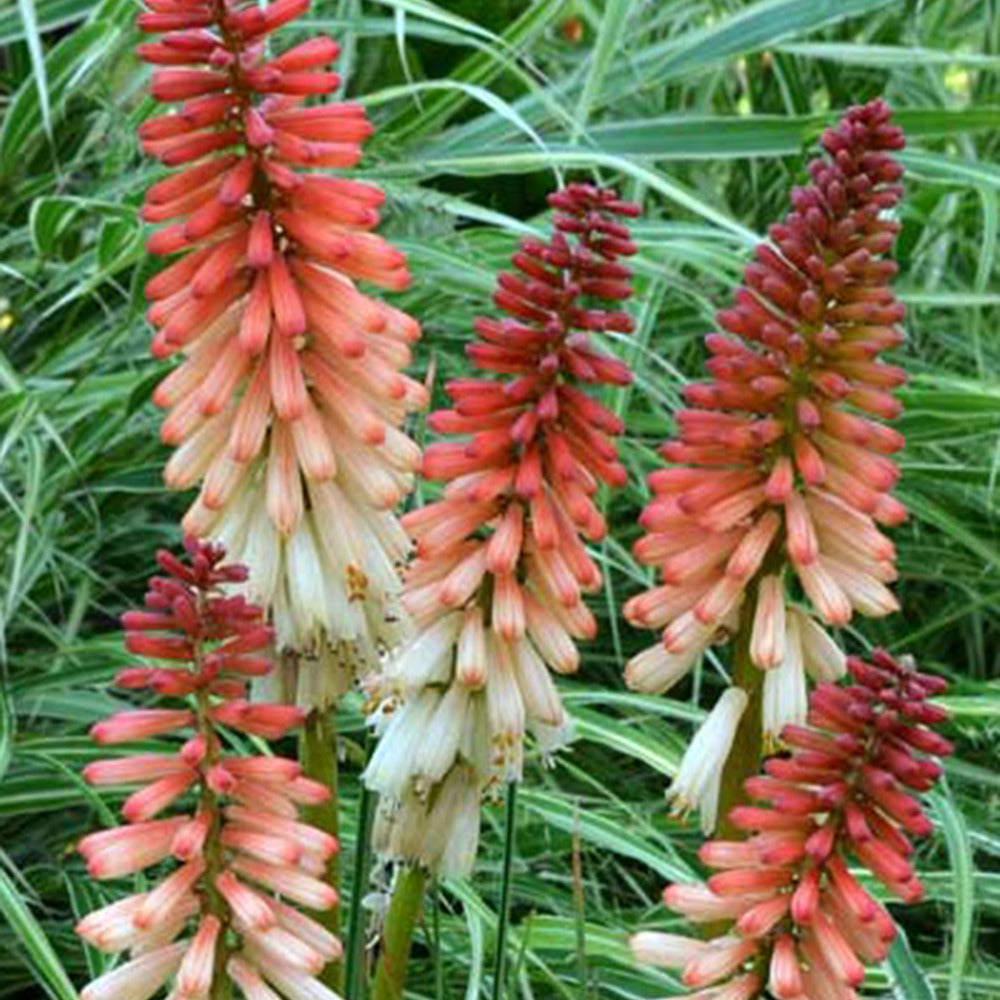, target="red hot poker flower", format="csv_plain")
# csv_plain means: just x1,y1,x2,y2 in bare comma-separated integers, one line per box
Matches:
364,184,640,875
76,540,340,999
631,650,952,1000
625,99,907,702
417,183,638,573
137,0,426,688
